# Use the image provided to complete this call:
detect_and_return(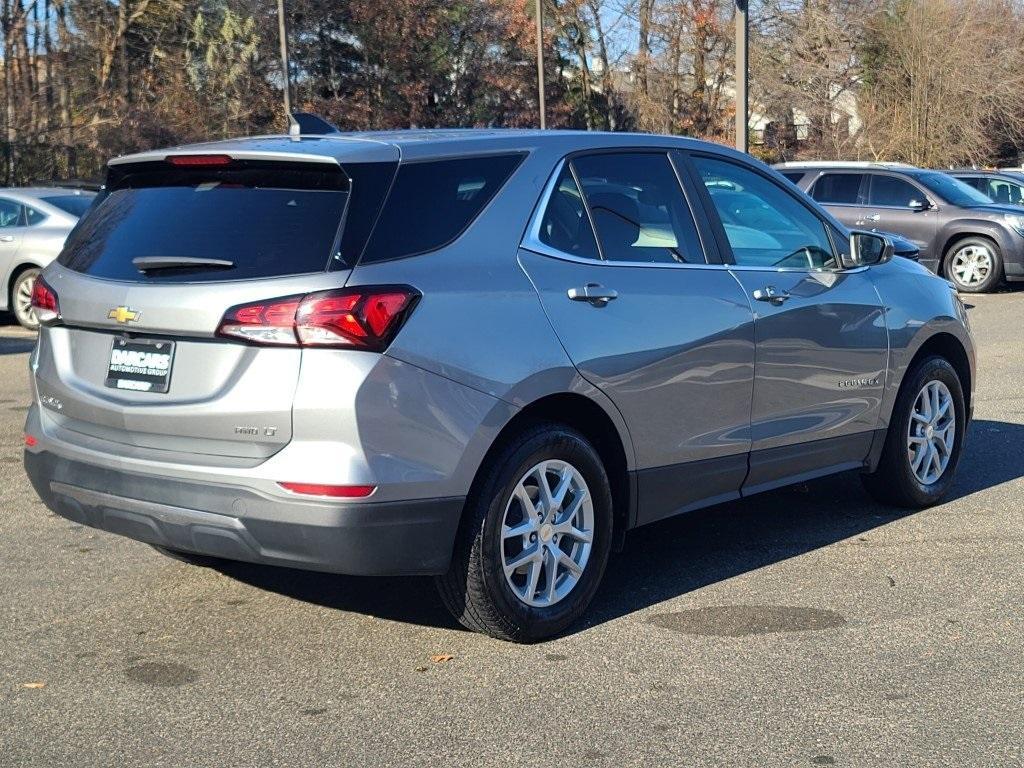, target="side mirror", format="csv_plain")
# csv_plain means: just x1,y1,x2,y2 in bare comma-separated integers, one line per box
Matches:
908,198,931,211
846,230,895,268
